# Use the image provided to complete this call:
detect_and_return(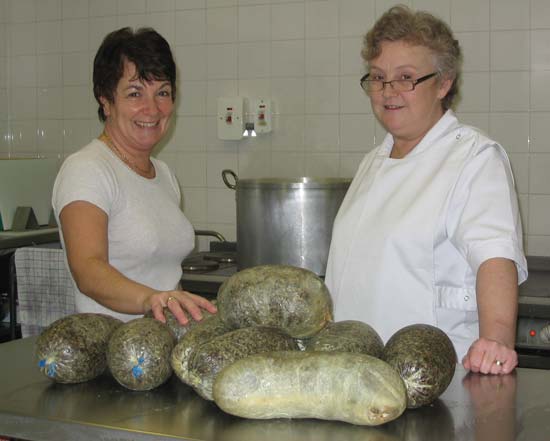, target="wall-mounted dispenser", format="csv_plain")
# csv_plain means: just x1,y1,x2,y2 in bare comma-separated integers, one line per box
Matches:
242,122,256,137
217,97,244,140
